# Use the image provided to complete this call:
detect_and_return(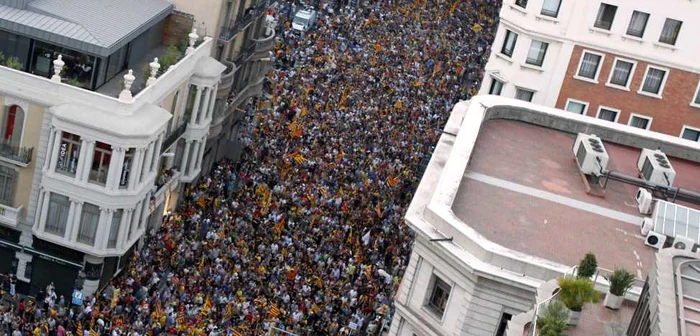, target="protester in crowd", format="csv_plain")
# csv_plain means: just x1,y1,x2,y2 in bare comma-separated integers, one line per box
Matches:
1,0,499,335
